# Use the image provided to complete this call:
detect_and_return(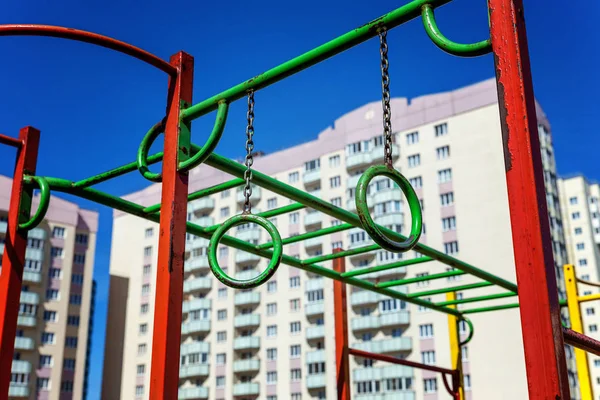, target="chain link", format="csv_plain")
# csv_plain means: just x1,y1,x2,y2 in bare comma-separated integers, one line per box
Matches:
379,28,393,166
243,90,255,213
